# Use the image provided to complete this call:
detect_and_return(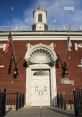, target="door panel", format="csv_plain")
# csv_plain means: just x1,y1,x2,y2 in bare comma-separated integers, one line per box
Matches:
41,77,50,106
31,76,41,106
31,70,50,106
